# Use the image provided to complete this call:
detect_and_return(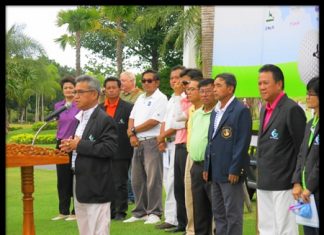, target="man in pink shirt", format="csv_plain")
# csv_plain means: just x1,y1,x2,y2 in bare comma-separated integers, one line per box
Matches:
257,64,306,235
172,69,203,234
